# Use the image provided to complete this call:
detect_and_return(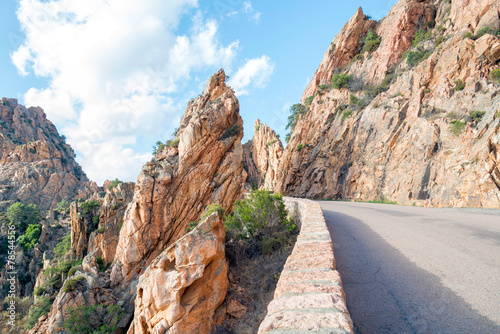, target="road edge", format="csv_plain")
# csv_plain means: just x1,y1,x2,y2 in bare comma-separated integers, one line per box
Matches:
258,198,354,333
